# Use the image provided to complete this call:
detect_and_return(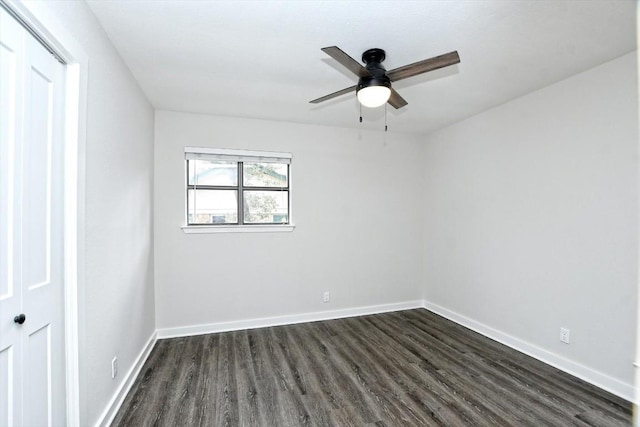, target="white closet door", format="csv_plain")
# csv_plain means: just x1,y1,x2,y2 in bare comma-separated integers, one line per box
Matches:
0,7,66,427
